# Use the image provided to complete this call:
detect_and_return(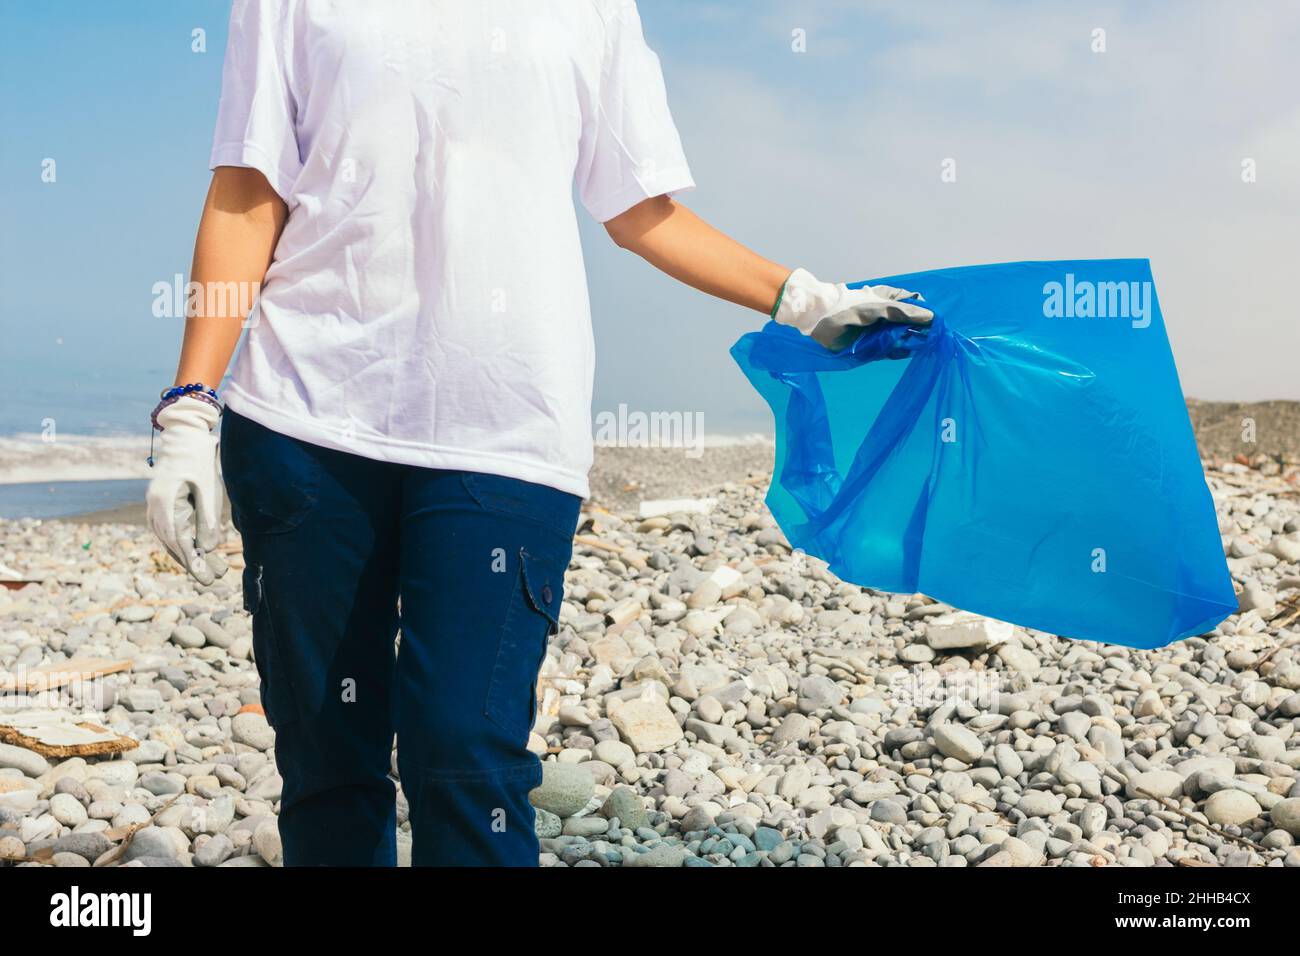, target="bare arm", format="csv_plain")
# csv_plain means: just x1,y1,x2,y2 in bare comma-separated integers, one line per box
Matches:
173,166,288,388
603,196,791,315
